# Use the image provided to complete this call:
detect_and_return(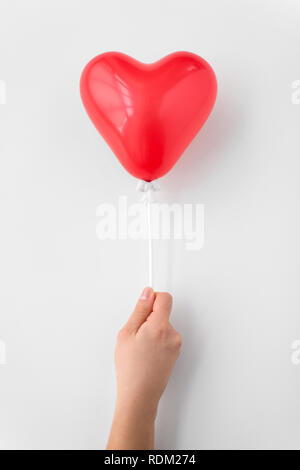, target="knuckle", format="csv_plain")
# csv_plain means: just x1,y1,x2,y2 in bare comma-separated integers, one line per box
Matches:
175,333,183,348
168,324,182,348
169,330,182,350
